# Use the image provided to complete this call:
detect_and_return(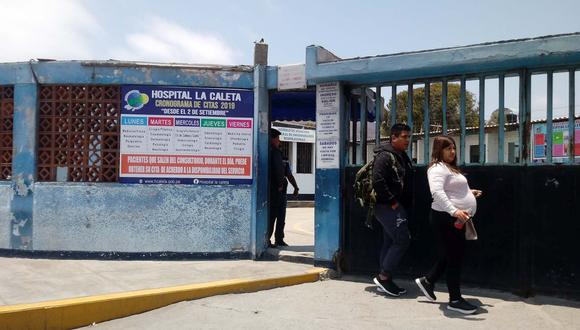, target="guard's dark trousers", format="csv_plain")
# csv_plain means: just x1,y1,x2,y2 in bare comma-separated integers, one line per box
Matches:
268,192,286,242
